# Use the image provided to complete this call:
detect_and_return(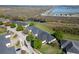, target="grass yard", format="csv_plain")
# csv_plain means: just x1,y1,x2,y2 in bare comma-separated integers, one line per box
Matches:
38,41,63,54
15,41,21,48
33,22,54,34
0,27,6,34
63,33,79,41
